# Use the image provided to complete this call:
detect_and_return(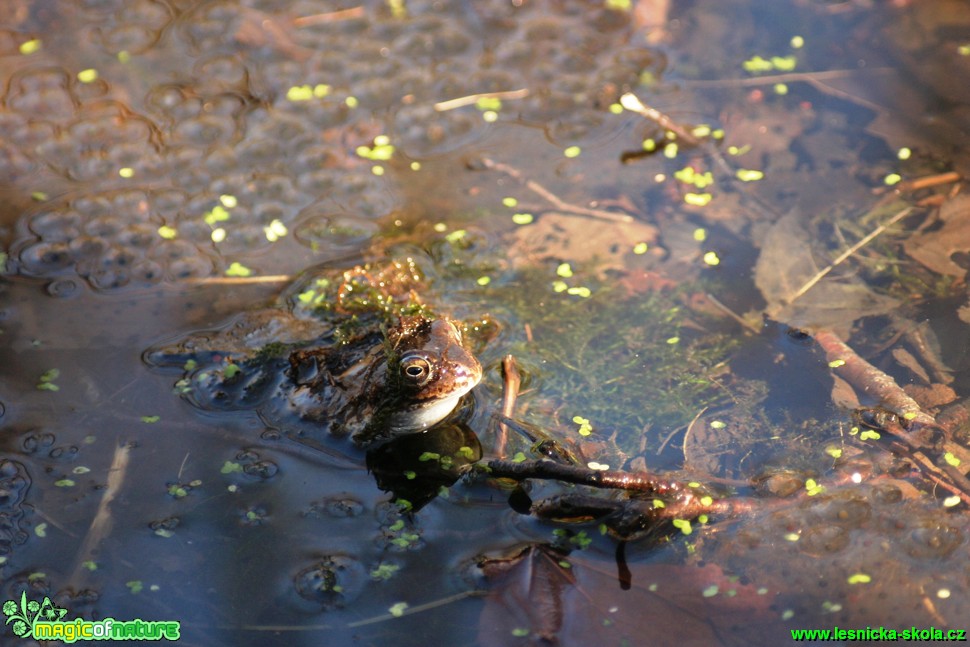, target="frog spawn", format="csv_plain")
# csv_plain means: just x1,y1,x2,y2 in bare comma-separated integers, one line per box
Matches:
3,0,660,291
705,478,968,627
